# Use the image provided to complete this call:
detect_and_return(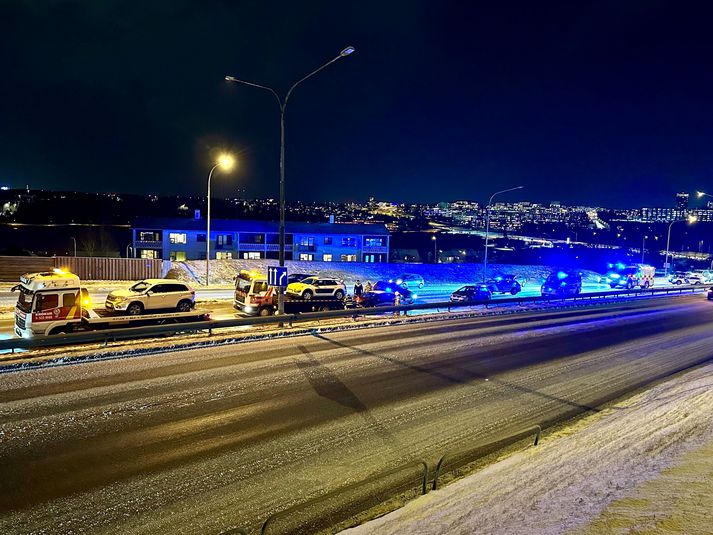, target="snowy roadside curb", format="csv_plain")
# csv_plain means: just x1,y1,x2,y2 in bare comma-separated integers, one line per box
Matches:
342,363,713,535
0,292,697,373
